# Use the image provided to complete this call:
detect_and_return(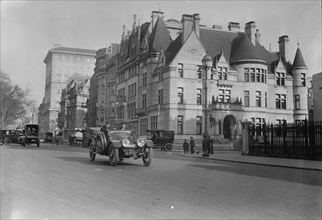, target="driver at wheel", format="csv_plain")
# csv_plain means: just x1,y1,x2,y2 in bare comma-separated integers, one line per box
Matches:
100,121,111,139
